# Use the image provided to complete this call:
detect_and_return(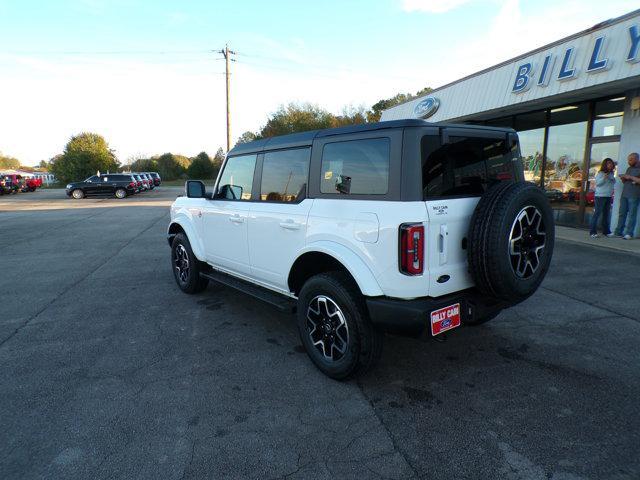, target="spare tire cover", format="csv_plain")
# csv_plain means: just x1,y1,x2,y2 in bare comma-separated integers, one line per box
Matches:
468,181,554,302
